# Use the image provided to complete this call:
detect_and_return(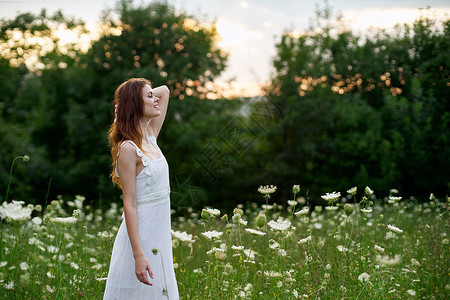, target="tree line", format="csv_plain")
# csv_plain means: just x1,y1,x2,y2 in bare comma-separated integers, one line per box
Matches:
0,1,448,210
